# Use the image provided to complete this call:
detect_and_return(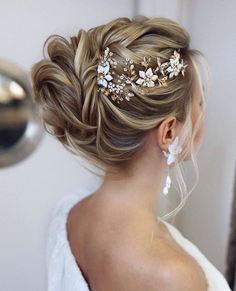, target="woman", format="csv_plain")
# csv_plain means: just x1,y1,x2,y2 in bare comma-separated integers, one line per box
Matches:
31,15,231,291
